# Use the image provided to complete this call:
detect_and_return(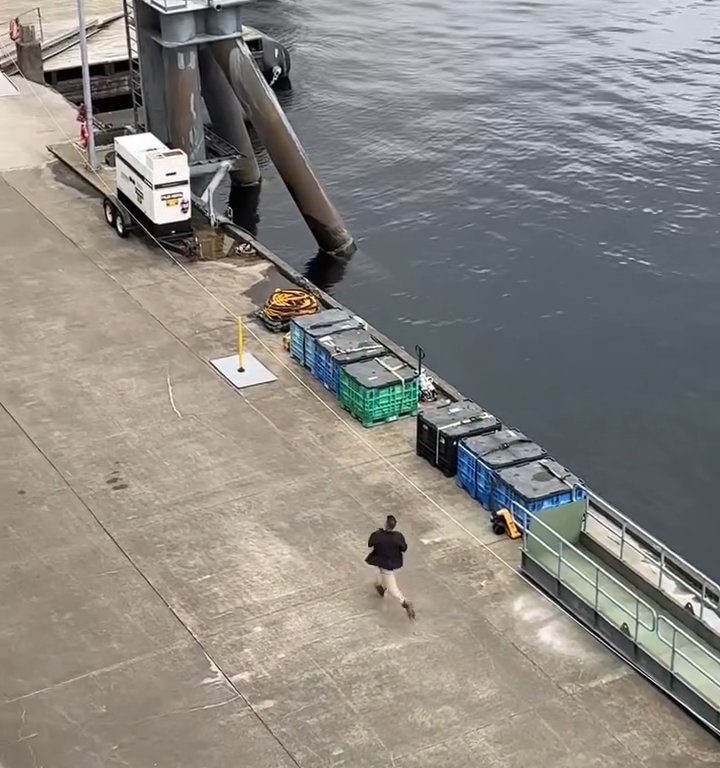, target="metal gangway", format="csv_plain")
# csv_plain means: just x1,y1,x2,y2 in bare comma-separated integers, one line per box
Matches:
519,496,720,735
